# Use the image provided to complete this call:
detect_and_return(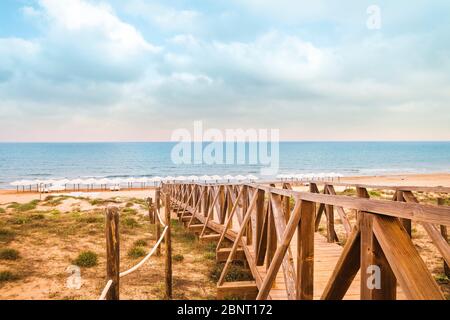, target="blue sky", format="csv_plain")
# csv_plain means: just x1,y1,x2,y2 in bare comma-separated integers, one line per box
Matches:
0,0,449,141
